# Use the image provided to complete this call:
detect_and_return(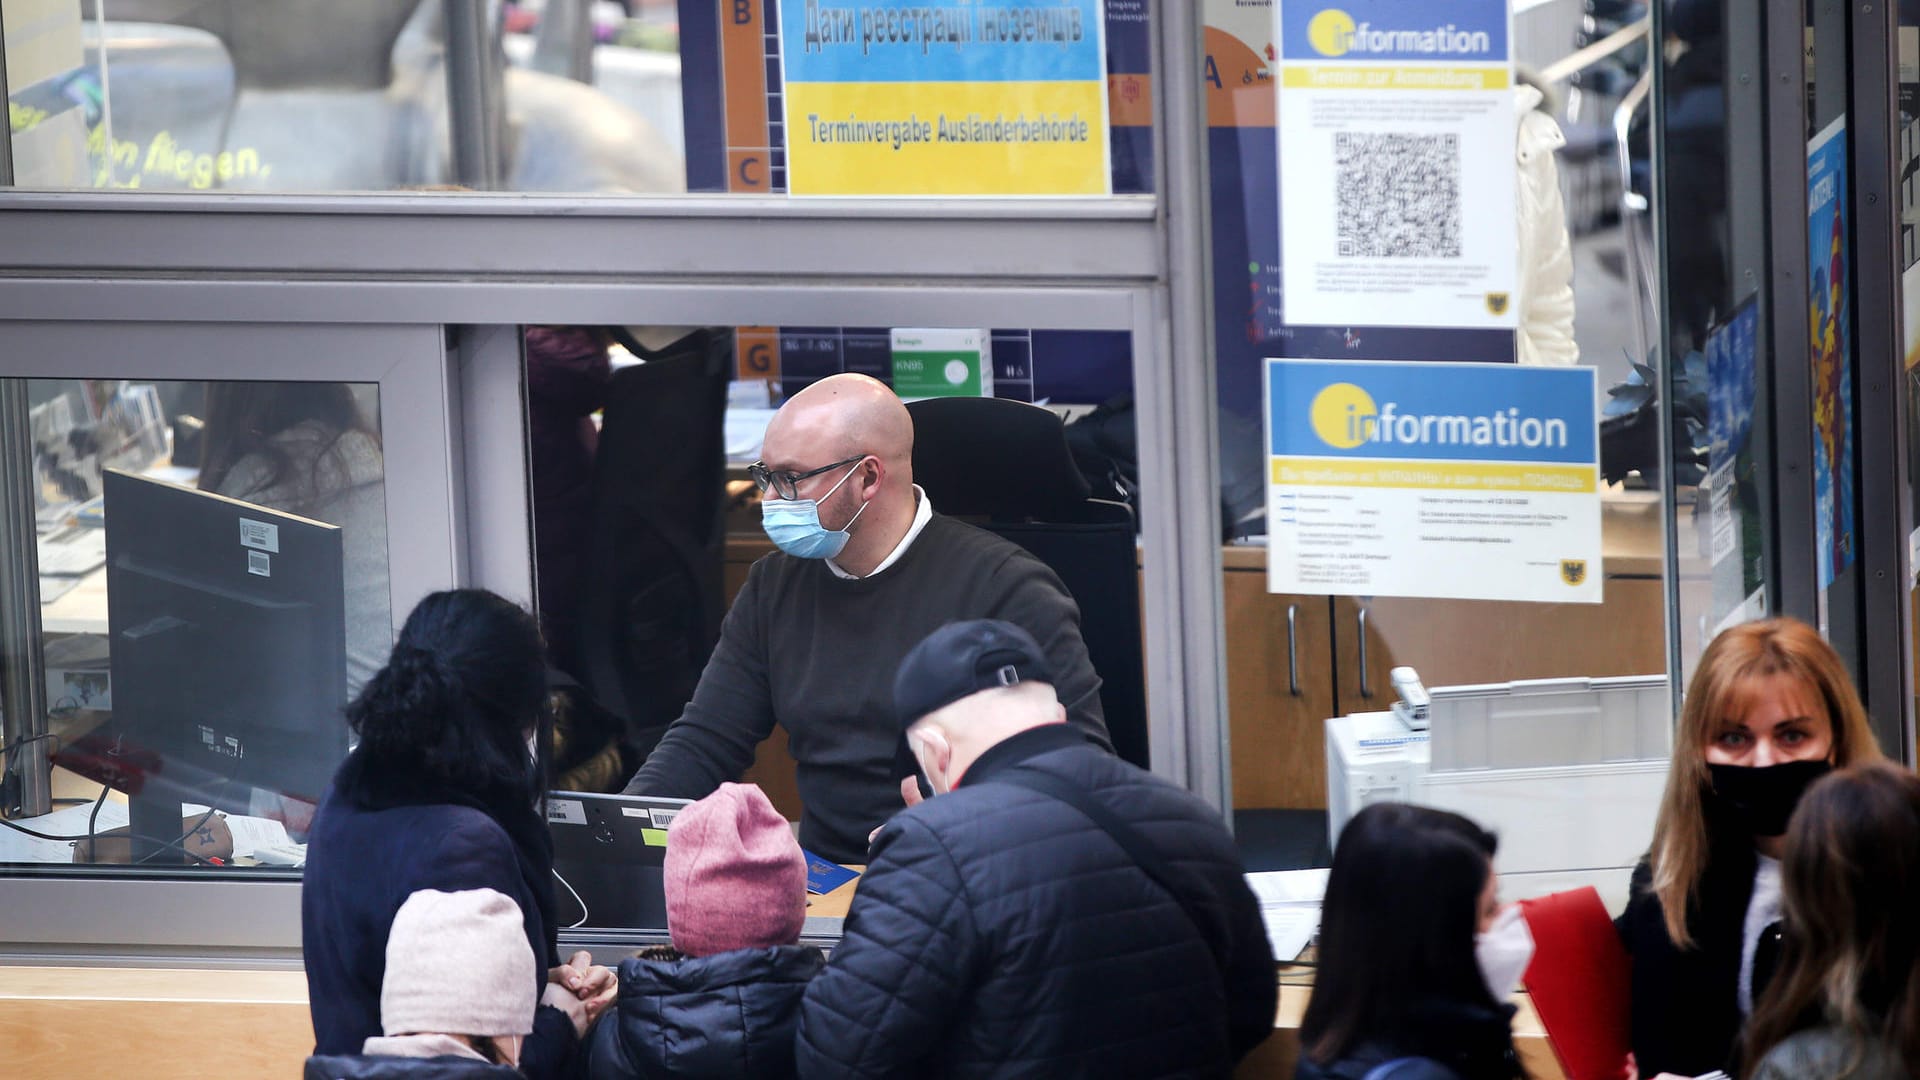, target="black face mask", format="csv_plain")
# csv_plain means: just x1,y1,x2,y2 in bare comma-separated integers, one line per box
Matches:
1706,759,1833,837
